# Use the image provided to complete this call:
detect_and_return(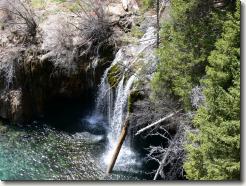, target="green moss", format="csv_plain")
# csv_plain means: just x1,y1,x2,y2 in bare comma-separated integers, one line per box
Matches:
107,64,121,88
131,26,144,39
139,0,154,11
127,90,145,113
67,2,80,12
31,0,46,9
